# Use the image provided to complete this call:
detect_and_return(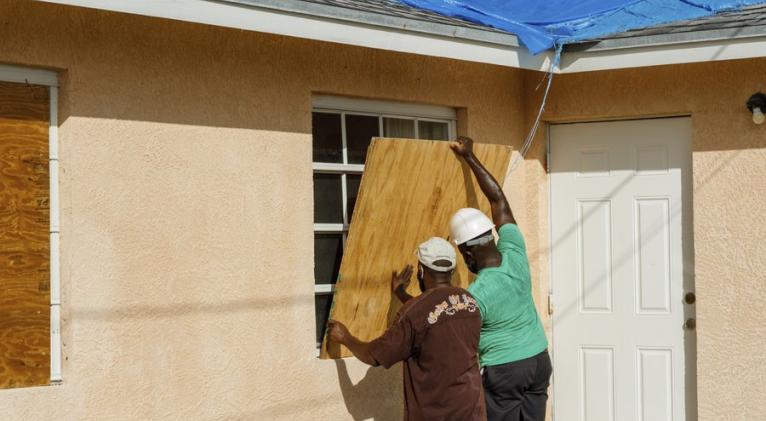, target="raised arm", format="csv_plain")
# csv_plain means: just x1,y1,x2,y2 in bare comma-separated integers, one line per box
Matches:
327,320,378,366
451,136,516,227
